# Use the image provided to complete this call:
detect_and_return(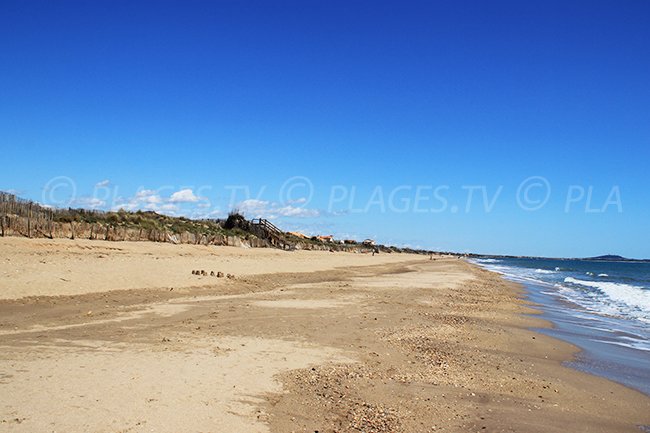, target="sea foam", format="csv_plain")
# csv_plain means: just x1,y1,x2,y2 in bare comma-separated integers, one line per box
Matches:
563,277,650,313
